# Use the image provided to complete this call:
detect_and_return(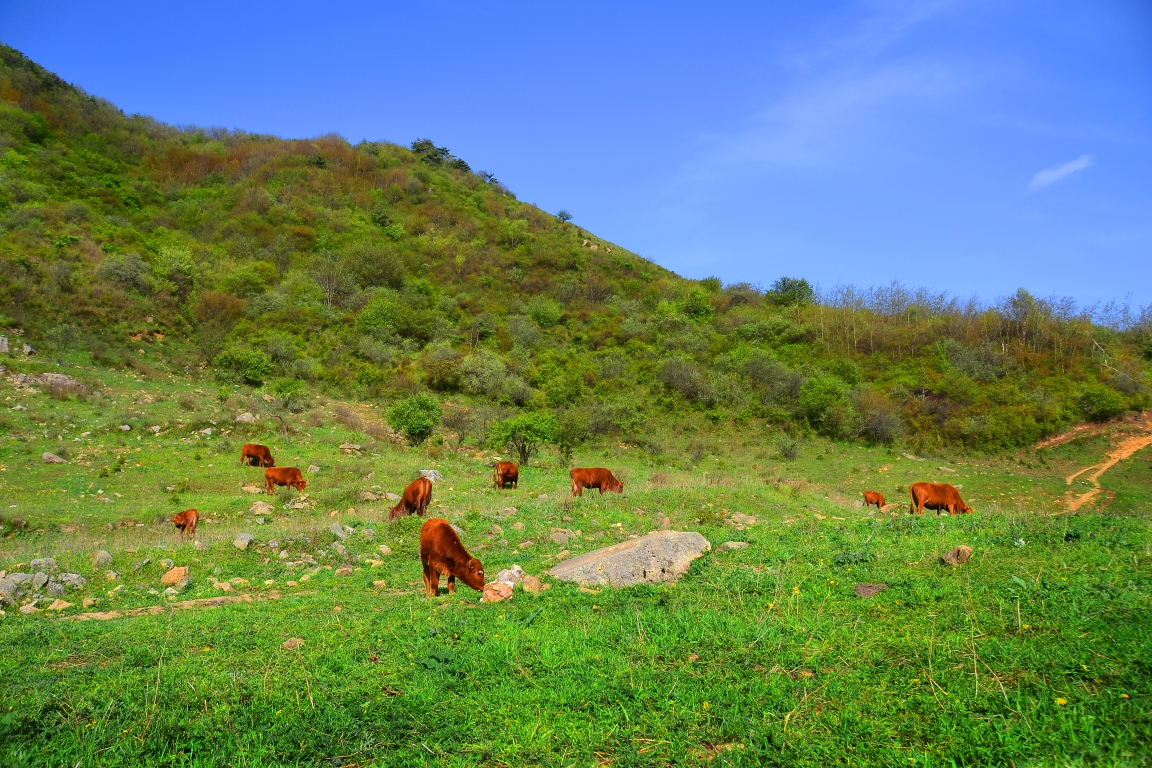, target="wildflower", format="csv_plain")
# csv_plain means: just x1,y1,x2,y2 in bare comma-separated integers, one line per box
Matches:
1121,693,1129,699
702,702,709,709
793,586,800,594
1055,698,1068,706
